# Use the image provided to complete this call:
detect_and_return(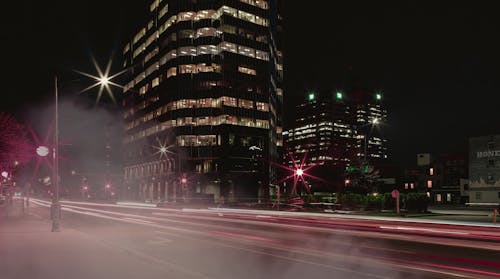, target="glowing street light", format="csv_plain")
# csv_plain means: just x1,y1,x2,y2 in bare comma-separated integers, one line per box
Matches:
1,171,8,178
153,138,181,202
295,168,304,176
36,146,50,157
98,76,110,86
181,178,187,184
75,57,128,104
